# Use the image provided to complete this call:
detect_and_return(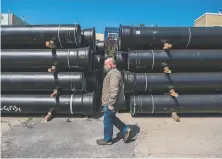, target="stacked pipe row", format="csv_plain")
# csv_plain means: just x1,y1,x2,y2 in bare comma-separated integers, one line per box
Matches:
1,24,105,117
116,25,222,116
